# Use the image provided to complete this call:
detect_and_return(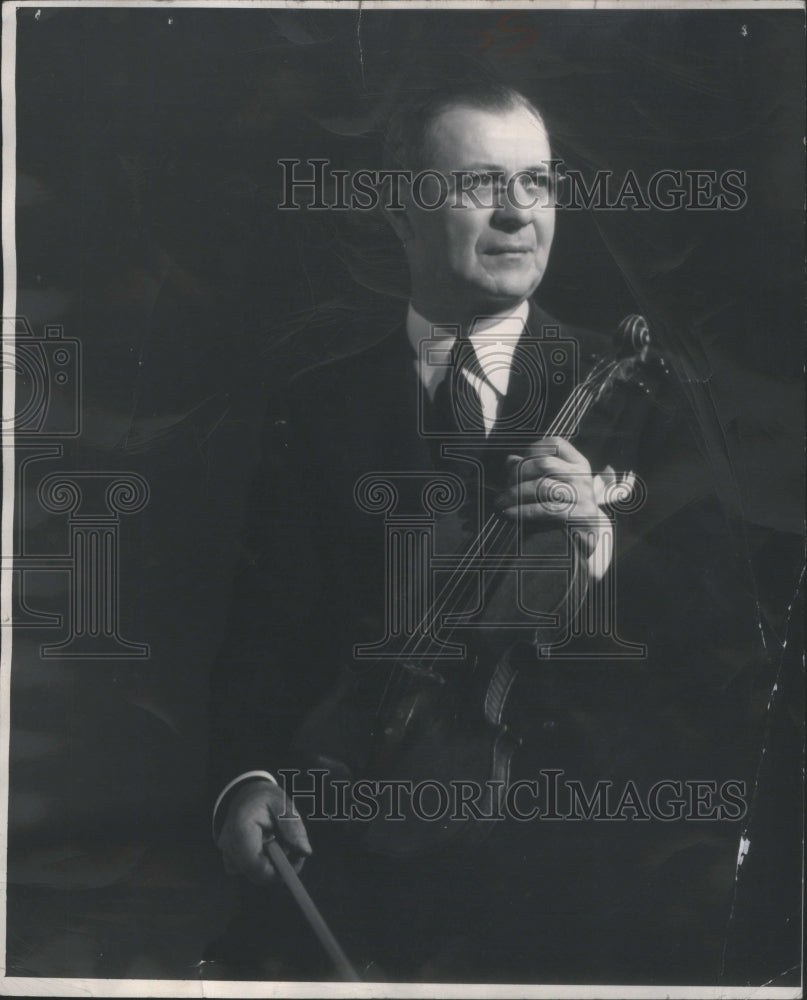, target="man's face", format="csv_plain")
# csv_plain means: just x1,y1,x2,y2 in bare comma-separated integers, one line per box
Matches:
402,103,556,323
